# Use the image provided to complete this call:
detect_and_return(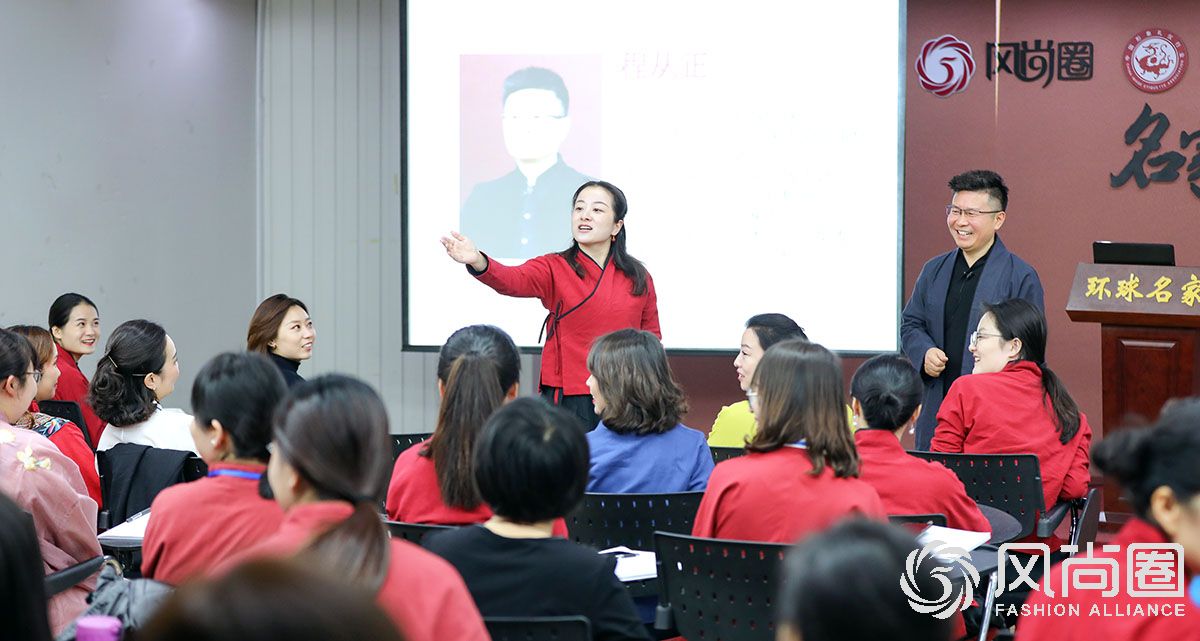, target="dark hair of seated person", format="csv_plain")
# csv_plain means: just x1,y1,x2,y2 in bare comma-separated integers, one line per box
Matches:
139,558,405,641
586,328,687,435
0,491,52,641
850,353,922,431
88,319,170,427
778,519,953,641
473,397,589,523
1095,398,1200,524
